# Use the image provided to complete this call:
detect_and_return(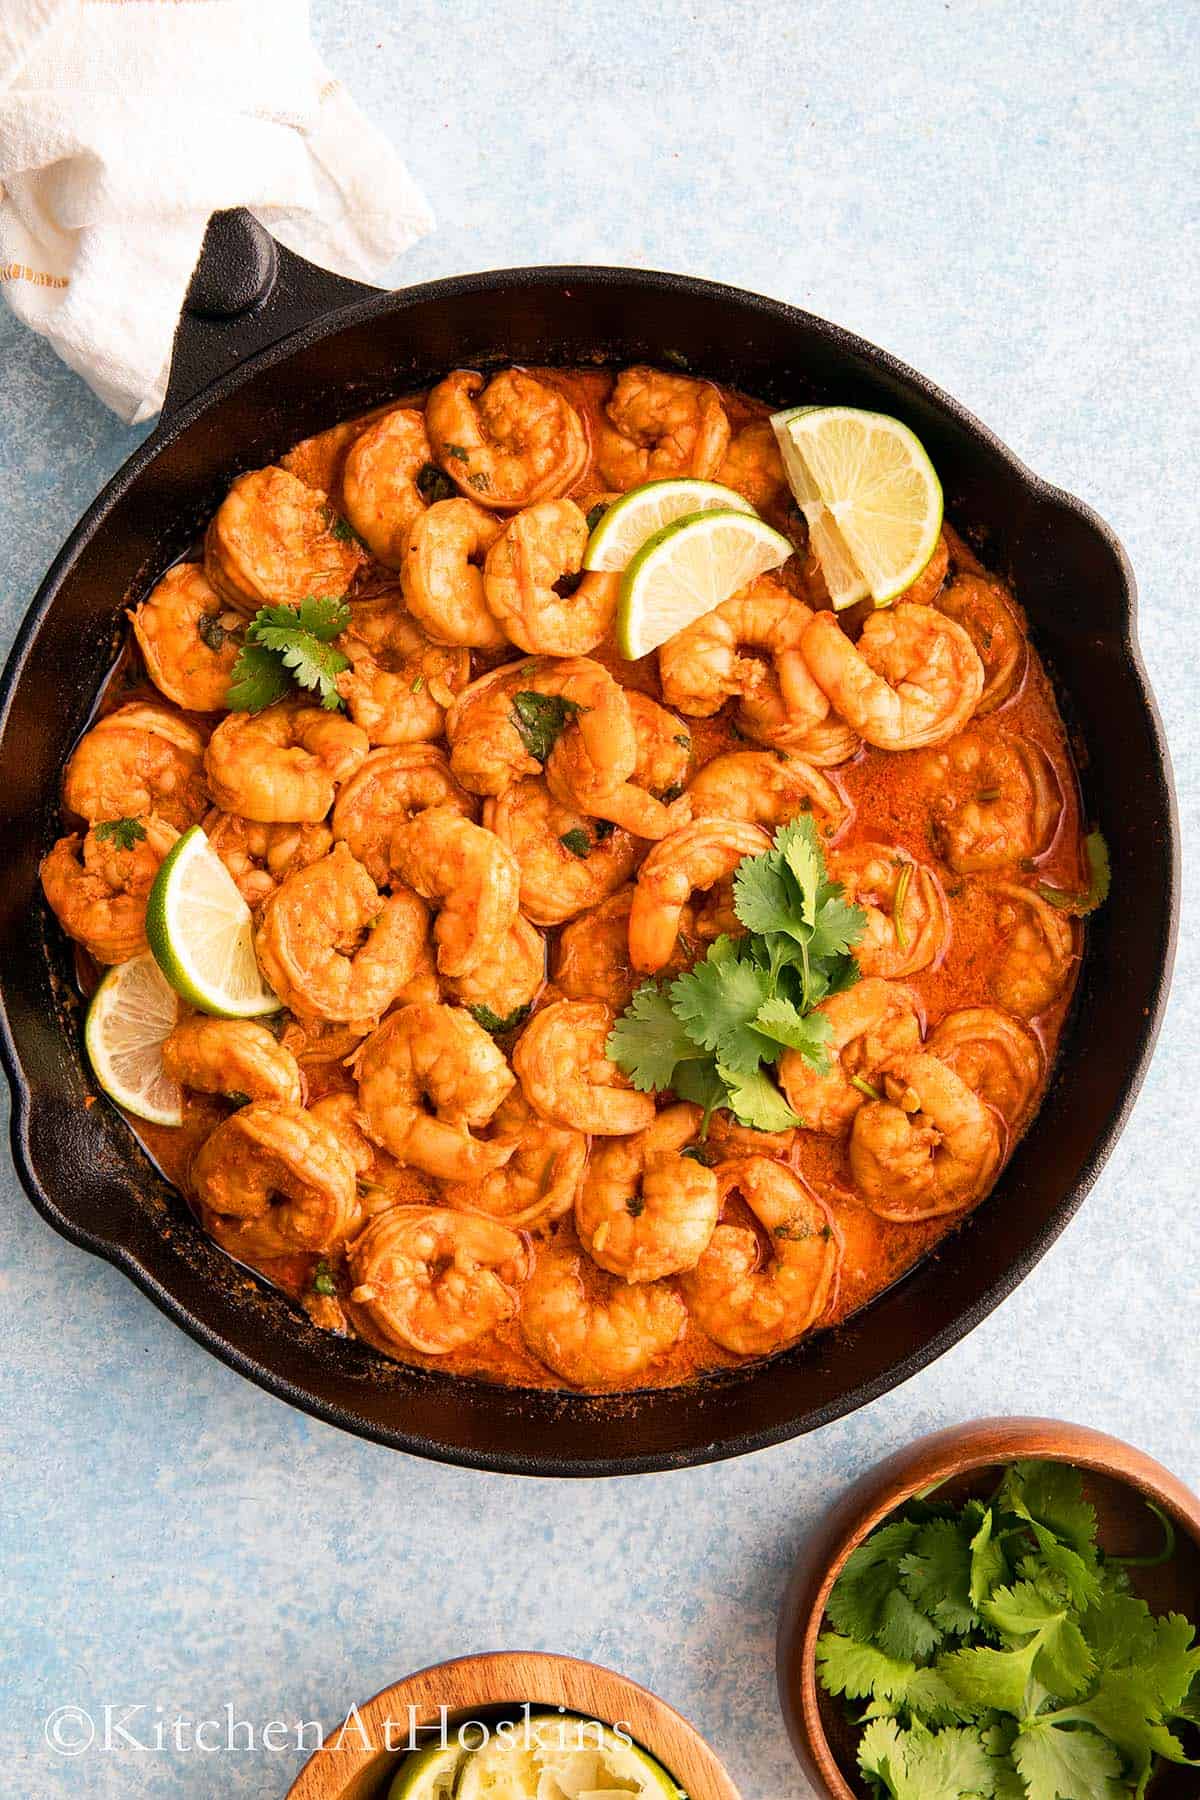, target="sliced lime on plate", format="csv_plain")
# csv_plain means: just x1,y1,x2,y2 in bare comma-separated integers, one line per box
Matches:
615,507,792,659
771,404,942,608
146,825,278,1017
455,1712,683,1800
84,952,183,1125
583,476,756,571
387,1741,470,1800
